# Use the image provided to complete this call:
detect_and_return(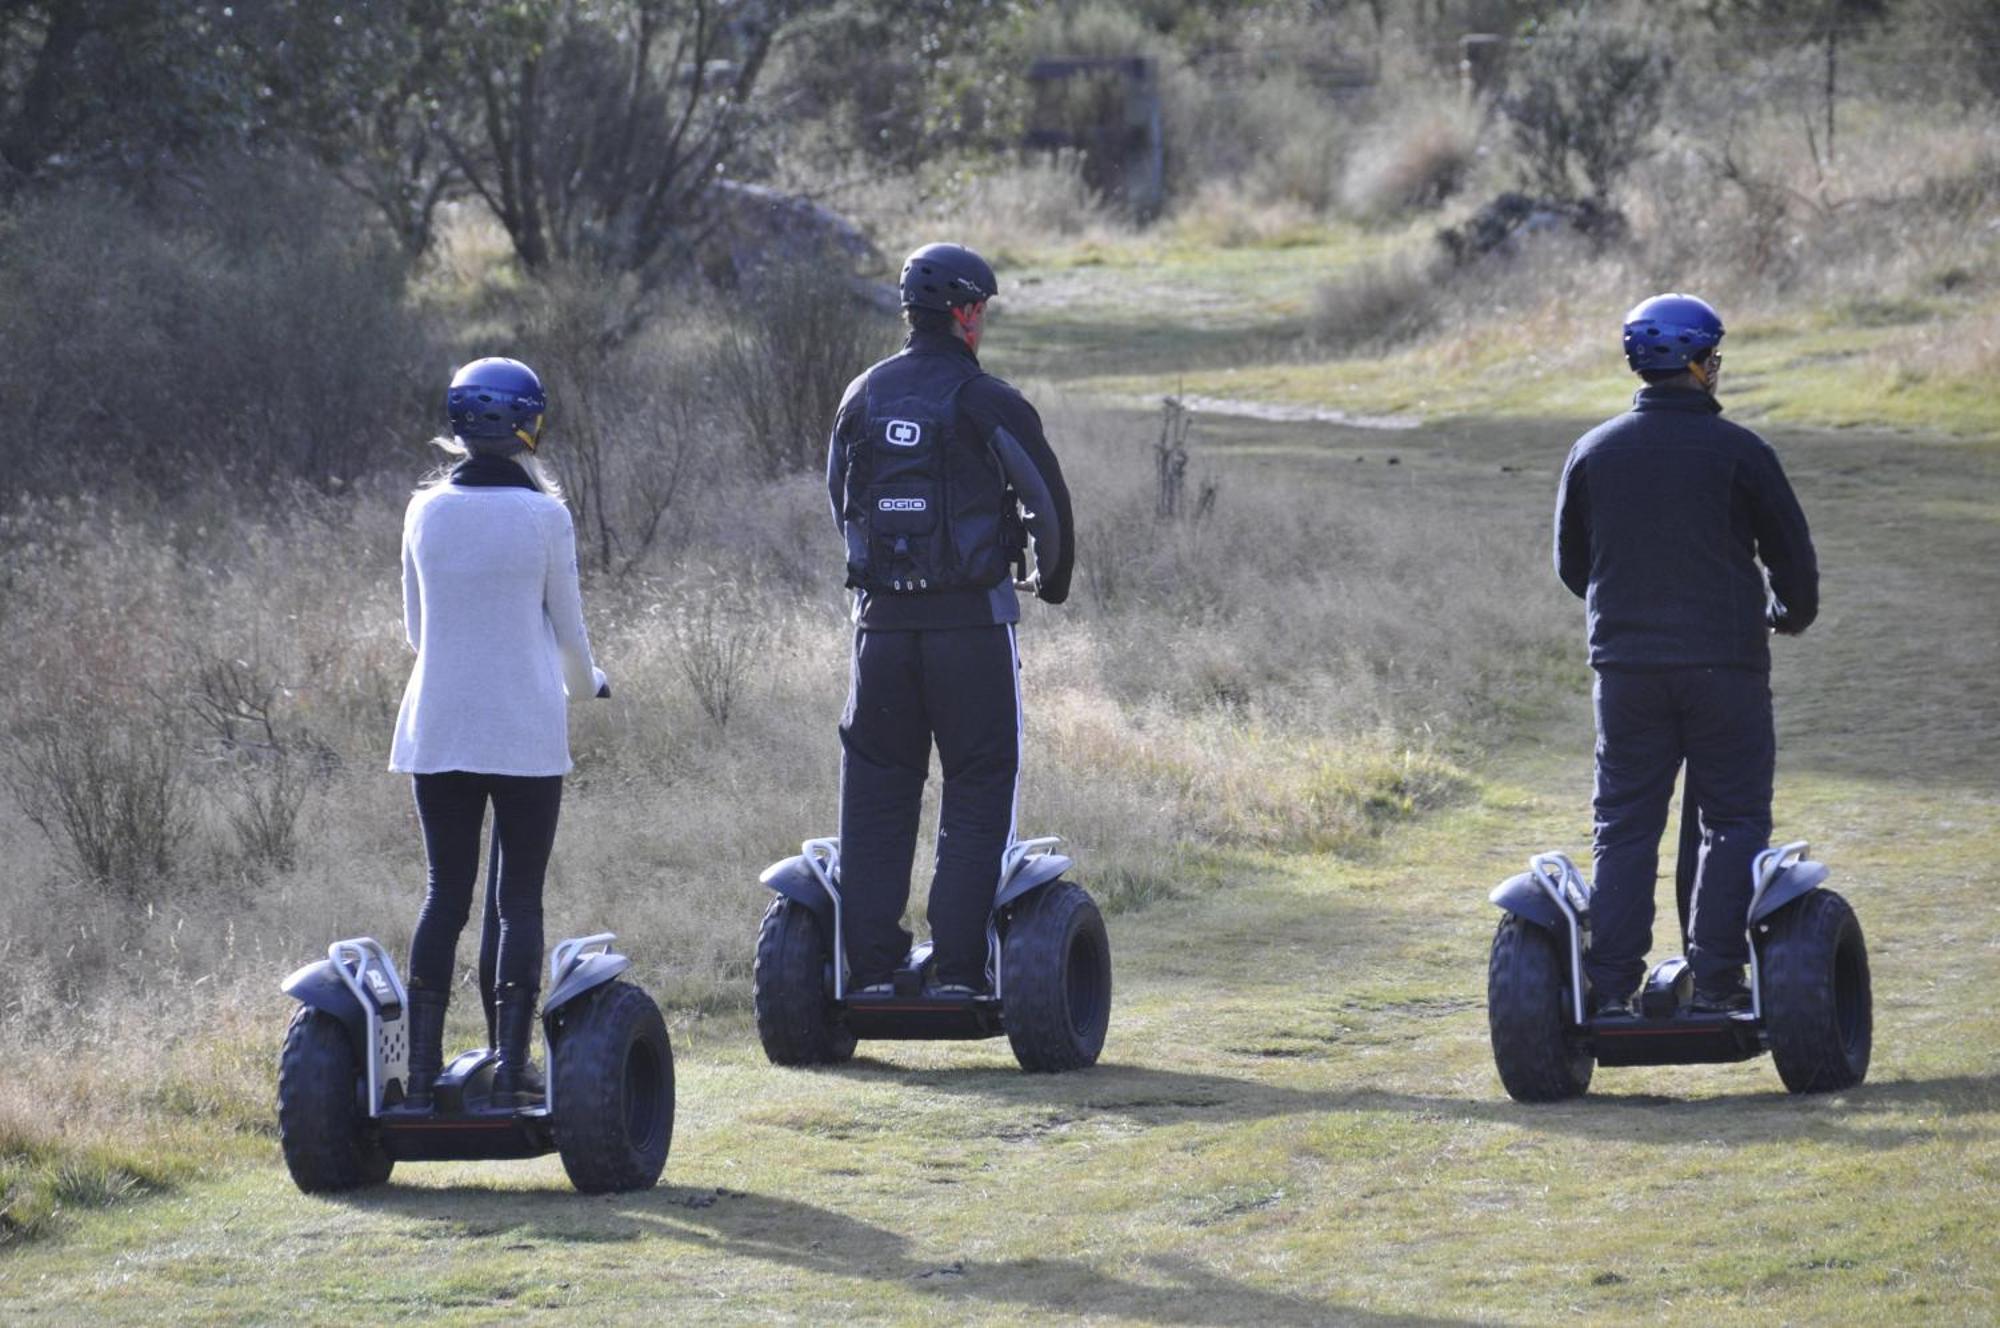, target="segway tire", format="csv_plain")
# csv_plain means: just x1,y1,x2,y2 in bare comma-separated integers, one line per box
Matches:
276,1006,393,1192
1487,914,1593,1102
1761,889,1871,1094
753,898,856,1066
551,979,674,1193
1002,881,1112,1073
